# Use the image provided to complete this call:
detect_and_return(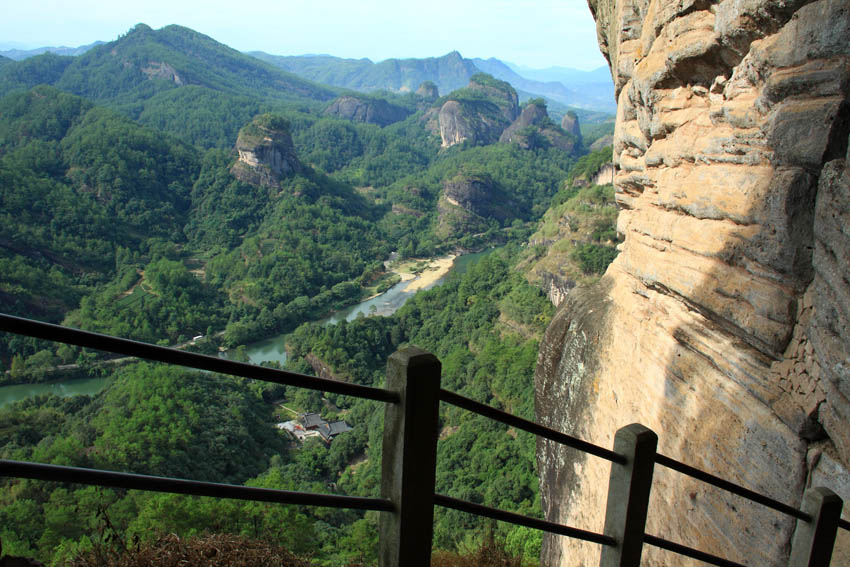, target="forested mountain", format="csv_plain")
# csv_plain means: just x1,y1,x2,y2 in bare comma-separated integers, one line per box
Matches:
0,24,618,566
0,24,338,149
0,52,74,94
0,86,199,324
0,24,335,104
